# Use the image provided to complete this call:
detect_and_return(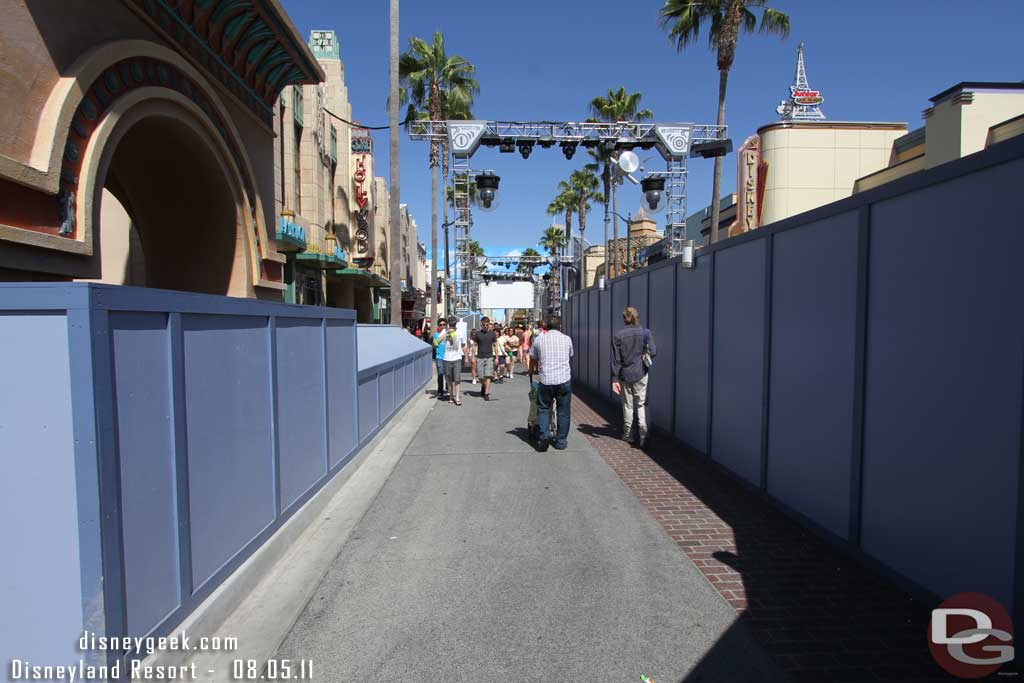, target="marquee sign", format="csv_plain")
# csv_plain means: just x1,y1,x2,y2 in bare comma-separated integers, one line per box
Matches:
735,135,761,233
352,136,373,153
792,90,824,106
